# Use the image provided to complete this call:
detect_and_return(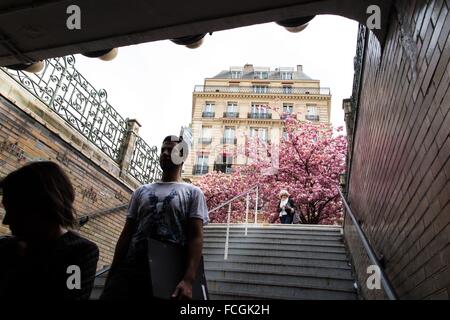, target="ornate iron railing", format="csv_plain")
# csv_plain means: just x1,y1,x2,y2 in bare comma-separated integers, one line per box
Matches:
248,112,272,119
305,115,320,121
128,134,162,184
1,56,127,161
1,55,162,185
194,85,331,95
